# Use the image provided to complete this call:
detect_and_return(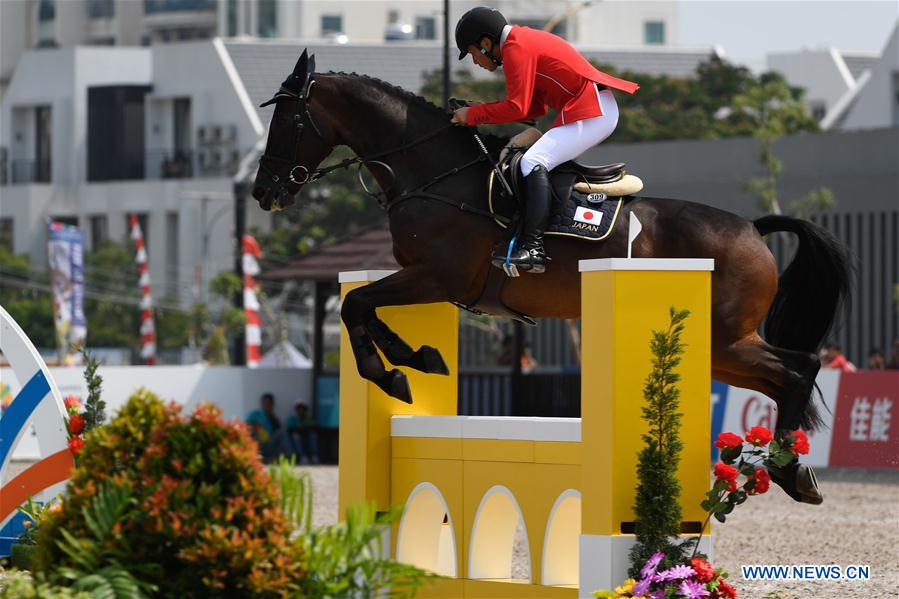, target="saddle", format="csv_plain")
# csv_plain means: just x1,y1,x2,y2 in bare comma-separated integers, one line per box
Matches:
488,128,644,242
456,128,645,325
